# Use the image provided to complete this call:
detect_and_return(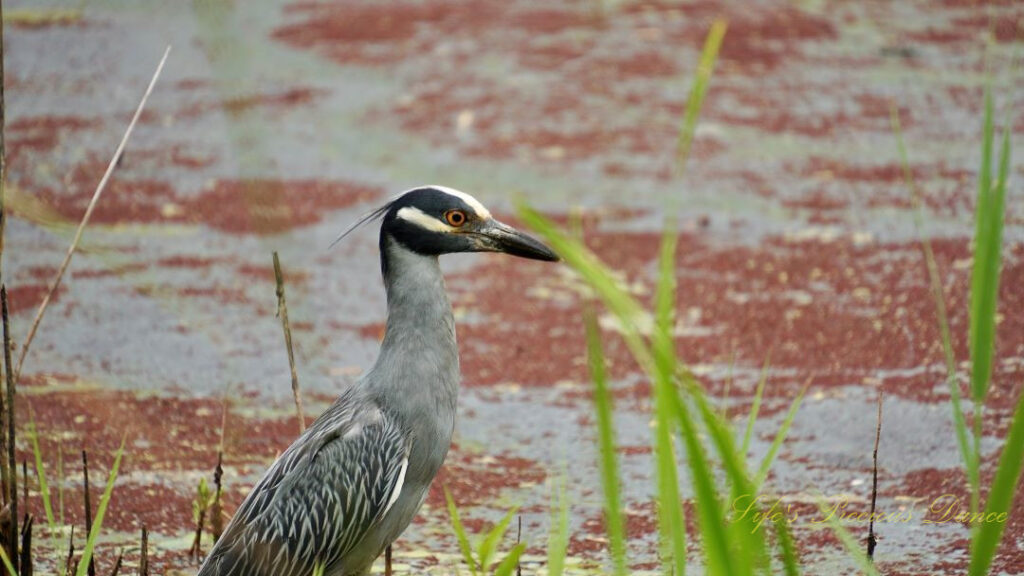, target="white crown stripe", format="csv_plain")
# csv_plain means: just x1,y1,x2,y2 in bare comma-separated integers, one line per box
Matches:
395,206,456,232
427,185,492,219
